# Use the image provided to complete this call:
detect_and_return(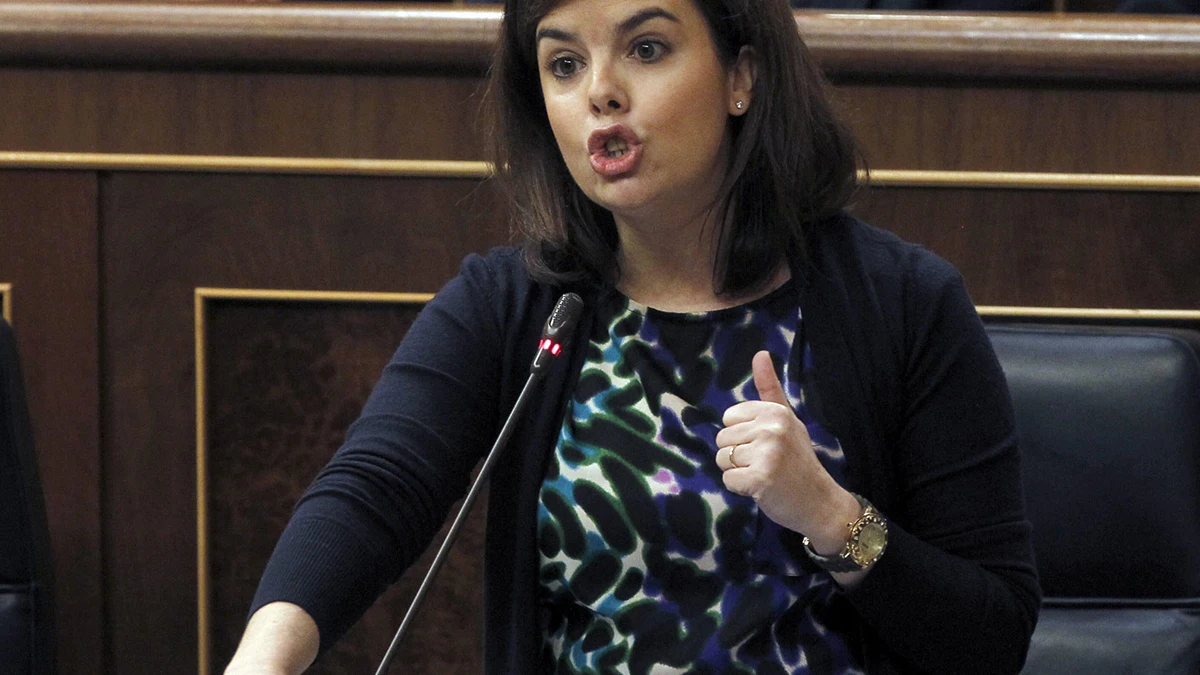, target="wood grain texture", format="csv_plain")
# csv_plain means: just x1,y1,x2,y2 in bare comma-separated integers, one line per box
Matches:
2,69,1197,175
835,84,1200,174
101,172,507,675
0,2,497,71
2,6,1200,83
802,12,1200,82
0,171,102,675
0,67,487,159
852,186,1200,309
204,300,484,675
